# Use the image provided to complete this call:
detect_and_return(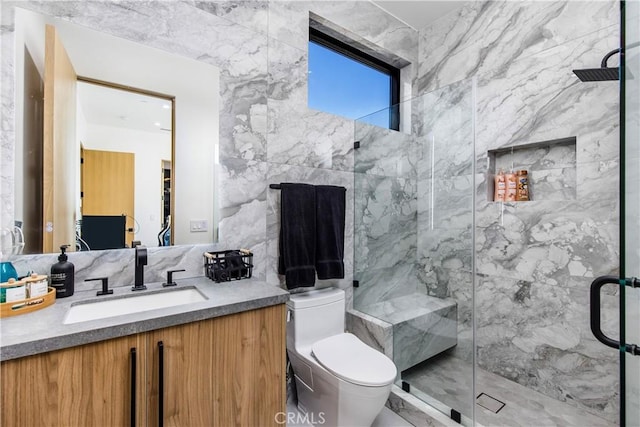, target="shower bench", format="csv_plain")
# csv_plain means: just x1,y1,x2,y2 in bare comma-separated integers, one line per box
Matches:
350,292,457,372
